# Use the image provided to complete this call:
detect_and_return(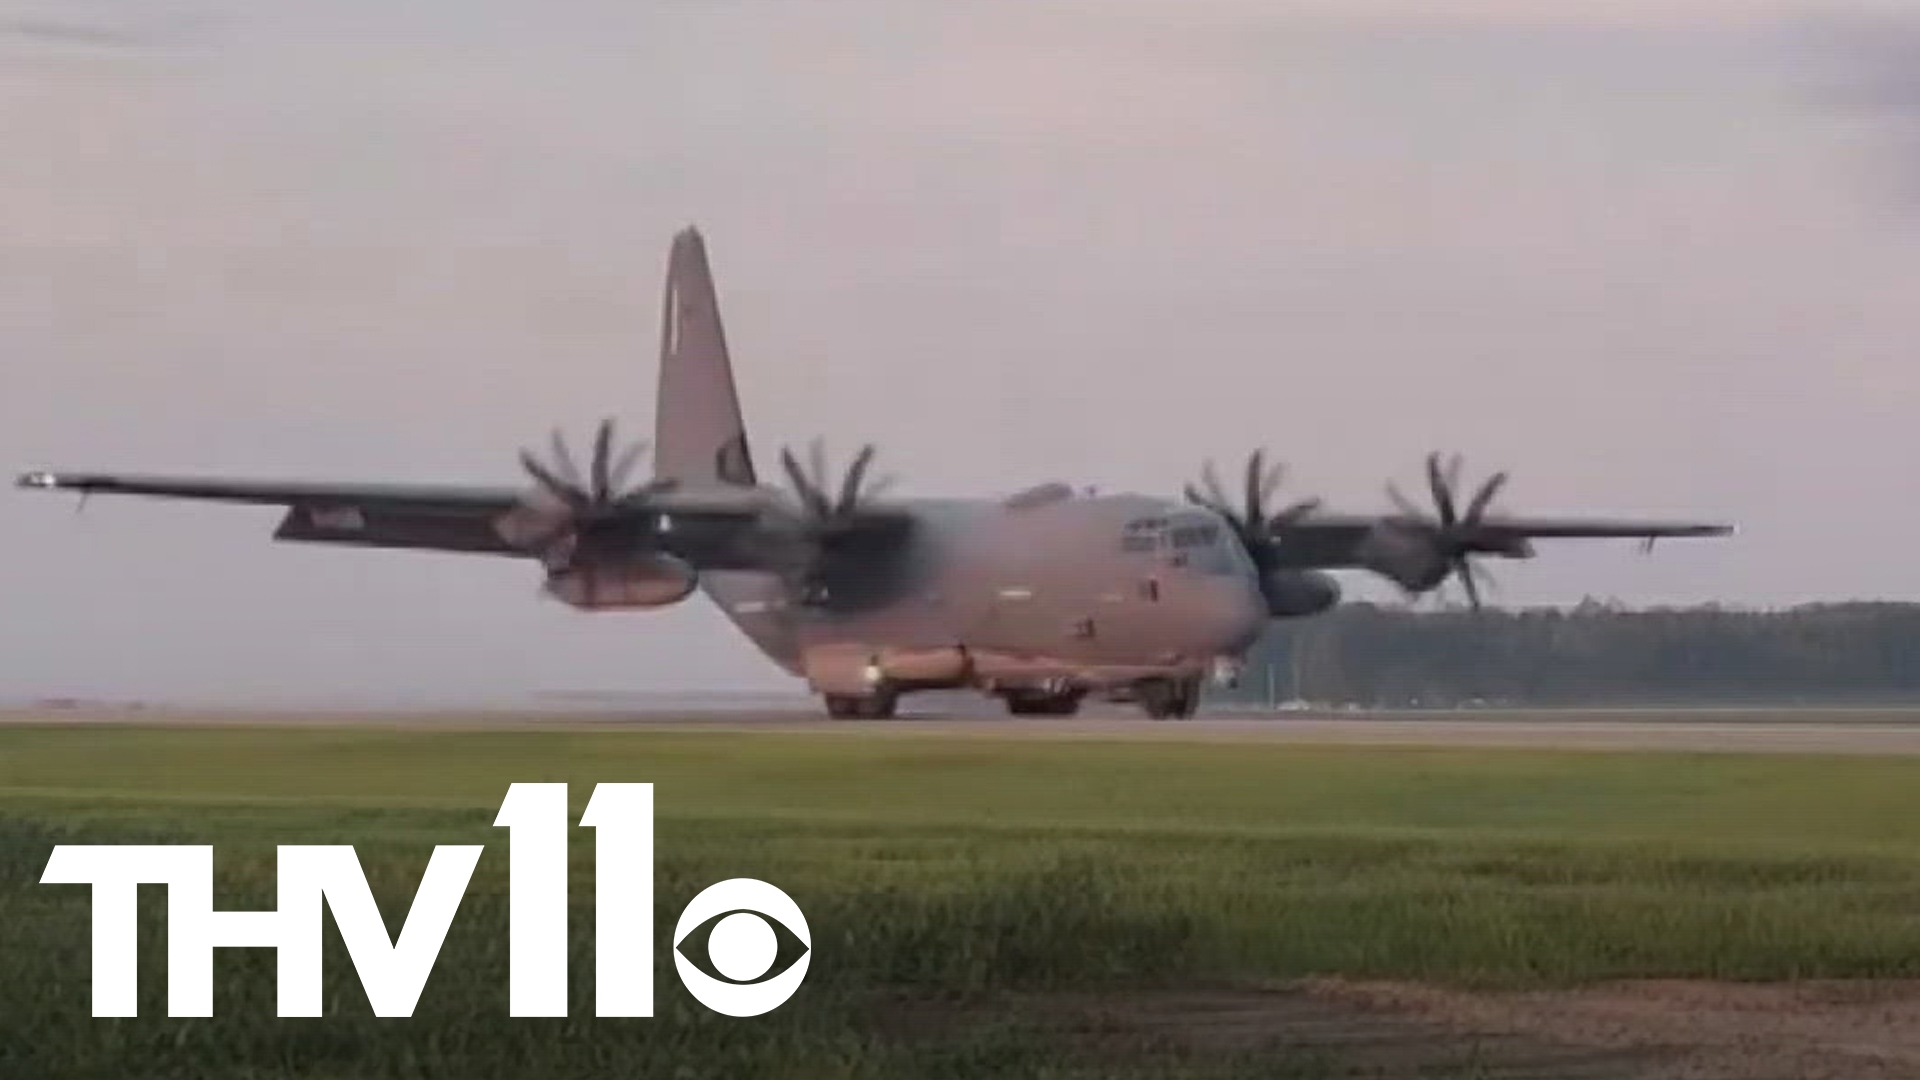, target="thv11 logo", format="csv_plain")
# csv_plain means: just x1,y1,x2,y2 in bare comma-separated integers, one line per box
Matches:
38,783,809,1019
